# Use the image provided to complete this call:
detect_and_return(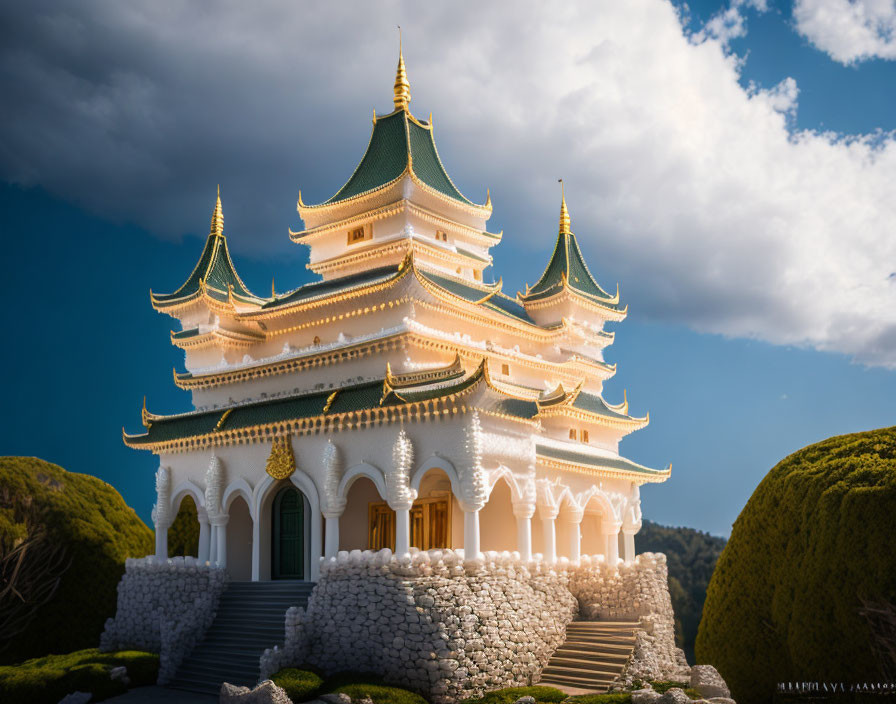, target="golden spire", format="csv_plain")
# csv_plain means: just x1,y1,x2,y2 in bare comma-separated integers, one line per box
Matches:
393,27,411,111
210,185,224,237
558,179,571,235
